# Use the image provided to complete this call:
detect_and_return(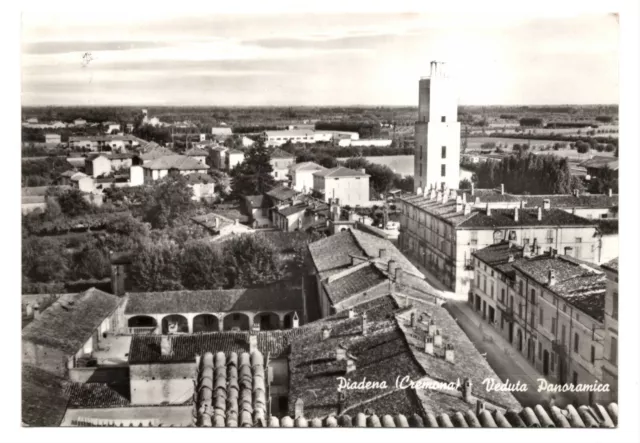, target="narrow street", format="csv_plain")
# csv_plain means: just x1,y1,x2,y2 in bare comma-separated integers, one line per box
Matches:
445,300,576,408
